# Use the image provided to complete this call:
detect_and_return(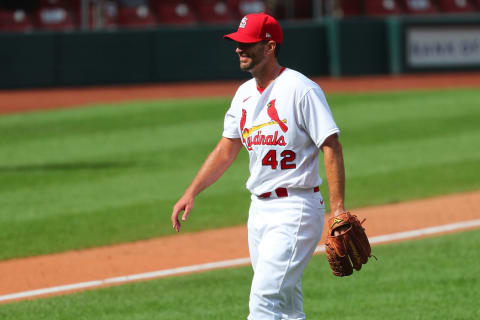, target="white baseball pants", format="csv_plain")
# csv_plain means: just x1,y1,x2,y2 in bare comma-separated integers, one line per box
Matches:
247,188,325,320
